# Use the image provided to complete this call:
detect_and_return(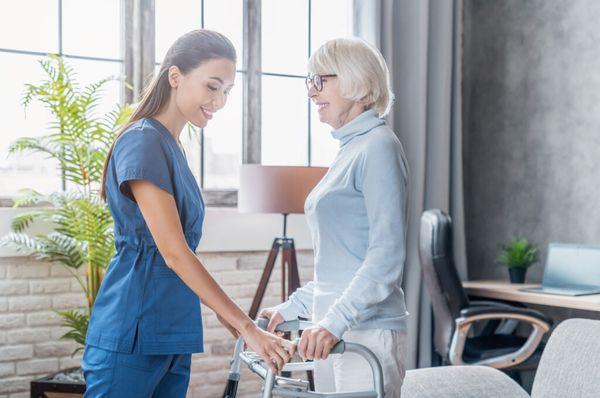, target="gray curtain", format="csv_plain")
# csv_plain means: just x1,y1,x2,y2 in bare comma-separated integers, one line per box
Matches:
354,0,467,369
